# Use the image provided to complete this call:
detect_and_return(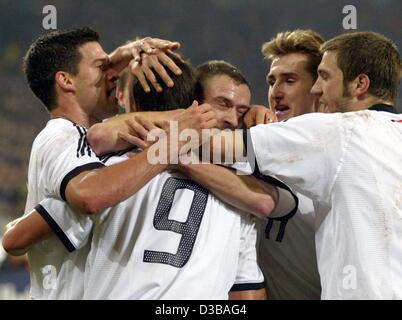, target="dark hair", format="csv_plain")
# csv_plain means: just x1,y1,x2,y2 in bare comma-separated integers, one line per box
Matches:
133,53,195,111
23,27,100,111
194,60,250,102
261,29,325,81
321,31,402,101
